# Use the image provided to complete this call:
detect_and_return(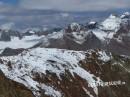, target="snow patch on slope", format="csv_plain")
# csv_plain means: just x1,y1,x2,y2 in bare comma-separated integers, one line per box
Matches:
48,30,64,39
0,48,100,97
92,29,115,42
42,84,62,97
71,31,90,44
98,51,111,62
92,29,107,41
